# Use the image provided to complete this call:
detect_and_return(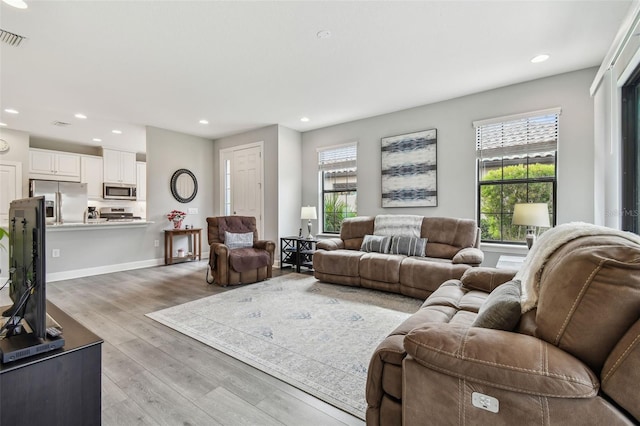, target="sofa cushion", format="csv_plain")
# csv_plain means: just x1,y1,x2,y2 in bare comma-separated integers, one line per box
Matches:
404,324,599,398
340,216,375,250
399,258,472,299
312,249,364,277
224,231,254,249
360,252,404,283
389,236,426,256
472,280,521,331
535,235,640,374
422,217,478,259
360,234,392,253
